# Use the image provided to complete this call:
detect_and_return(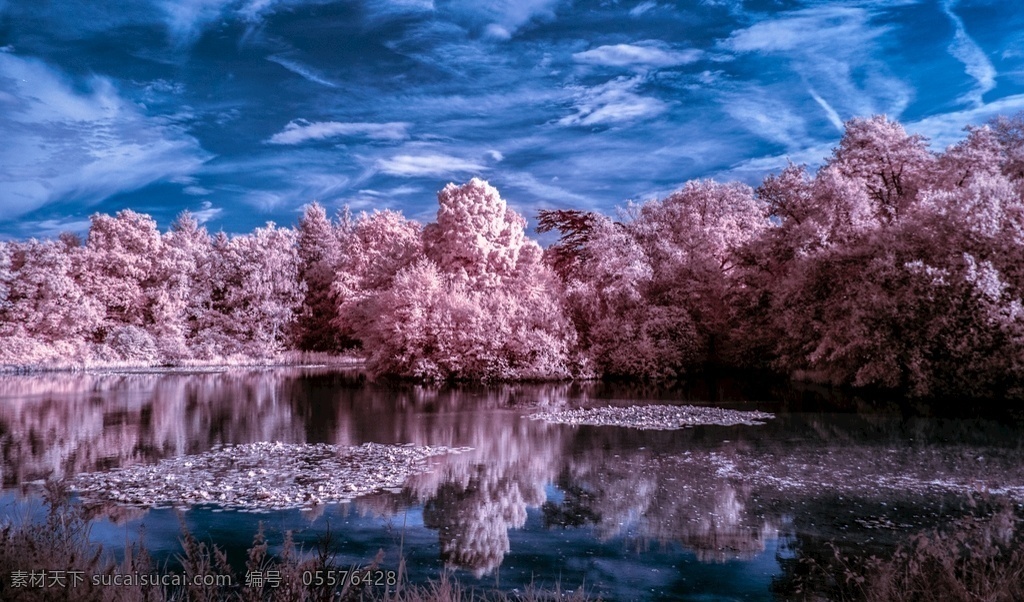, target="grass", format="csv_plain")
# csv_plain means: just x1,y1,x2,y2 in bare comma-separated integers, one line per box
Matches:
0,482,601,602
782,496,1024,602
